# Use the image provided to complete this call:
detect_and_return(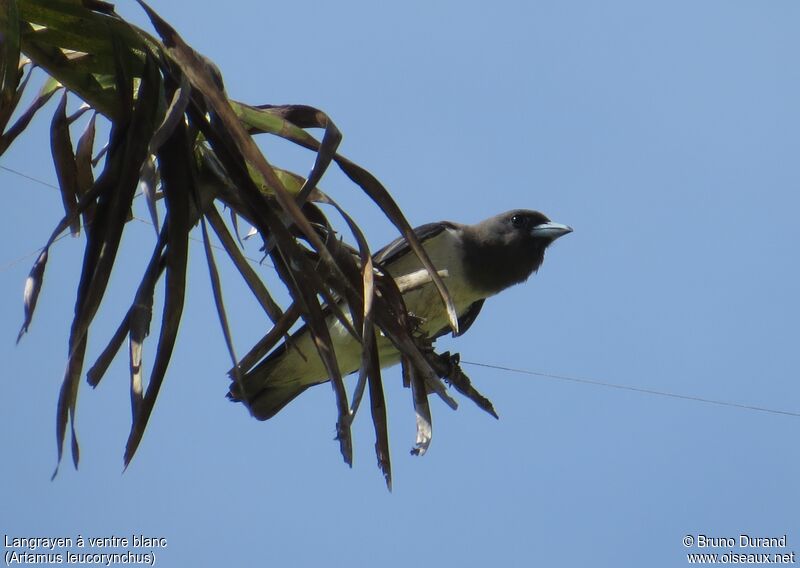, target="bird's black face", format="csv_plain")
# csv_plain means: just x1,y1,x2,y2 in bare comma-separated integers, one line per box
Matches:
462,209,572,294
495,210,572,248
510,210,549,230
